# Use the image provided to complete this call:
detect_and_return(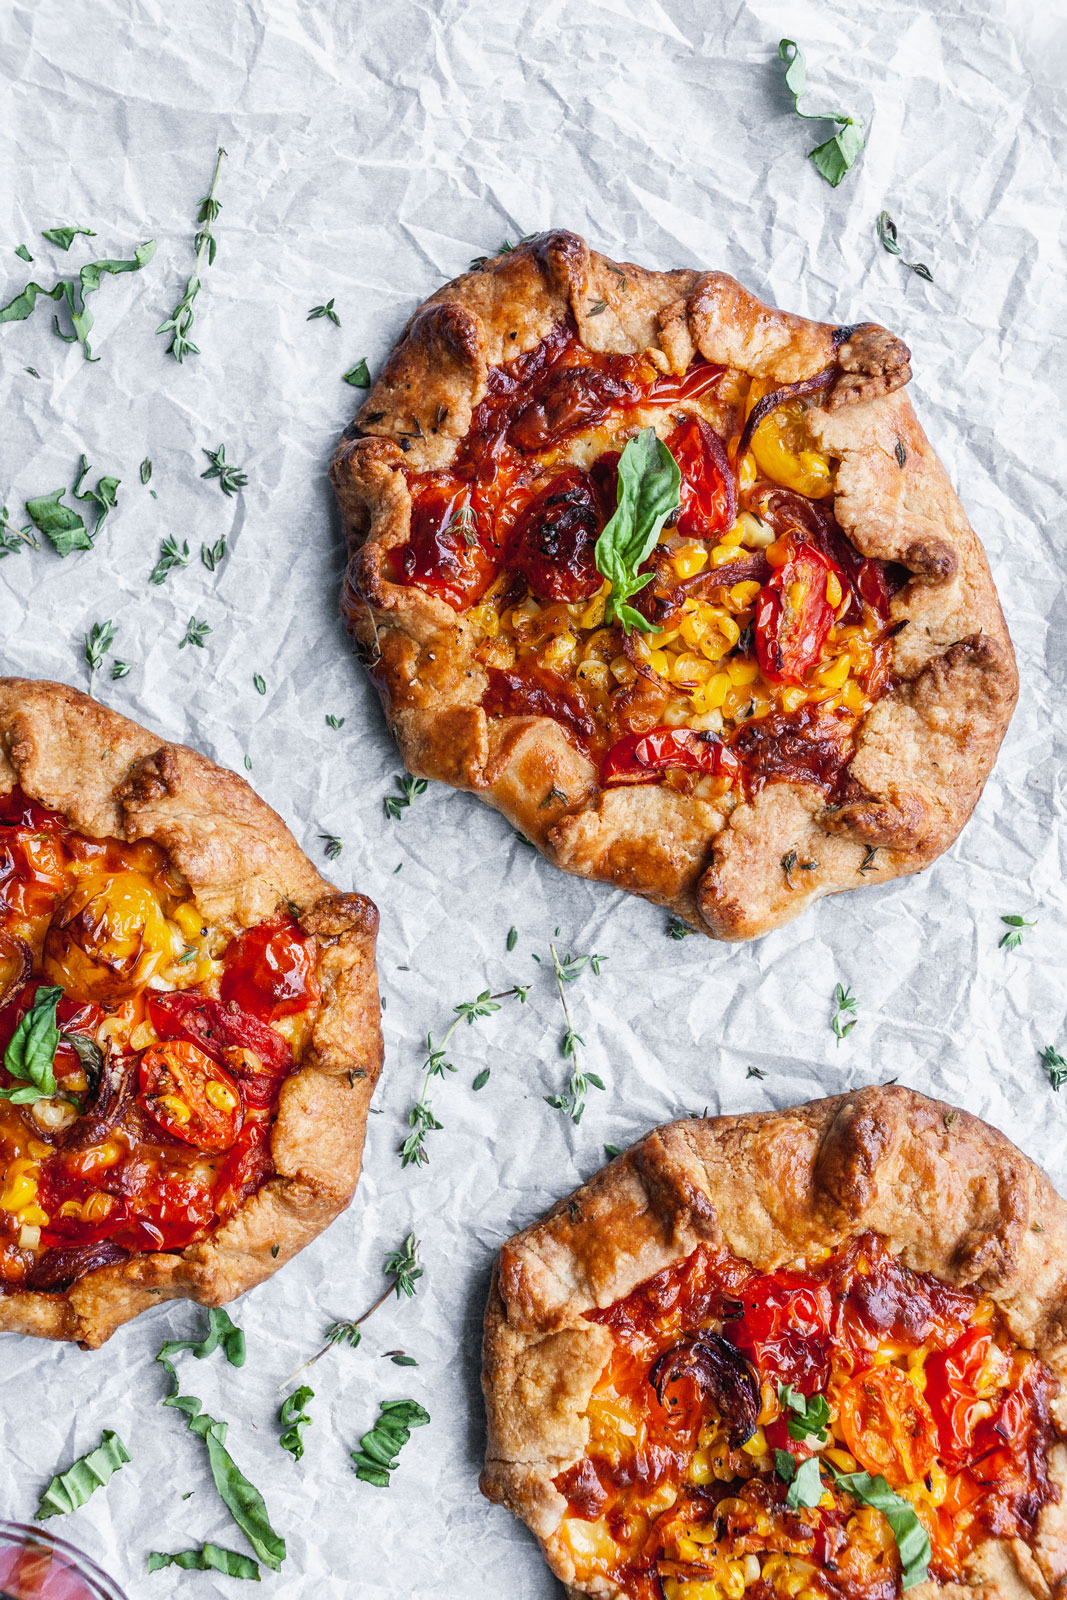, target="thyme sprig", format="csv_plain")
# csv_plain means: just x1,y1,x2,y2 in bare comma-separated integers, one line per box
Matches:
0,505,38,557
384,774,427,820
999,913,1036,953
178,615,211,649
876,212,933,283
543,942,606,1124
401,987,528,1167
831,983,858,1044
149,534,191,585
201,443,247,496
84,619,117,693
157,146,226,361
1041,1046,1067,1092
280,1235,423,1388
307,298,340,325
